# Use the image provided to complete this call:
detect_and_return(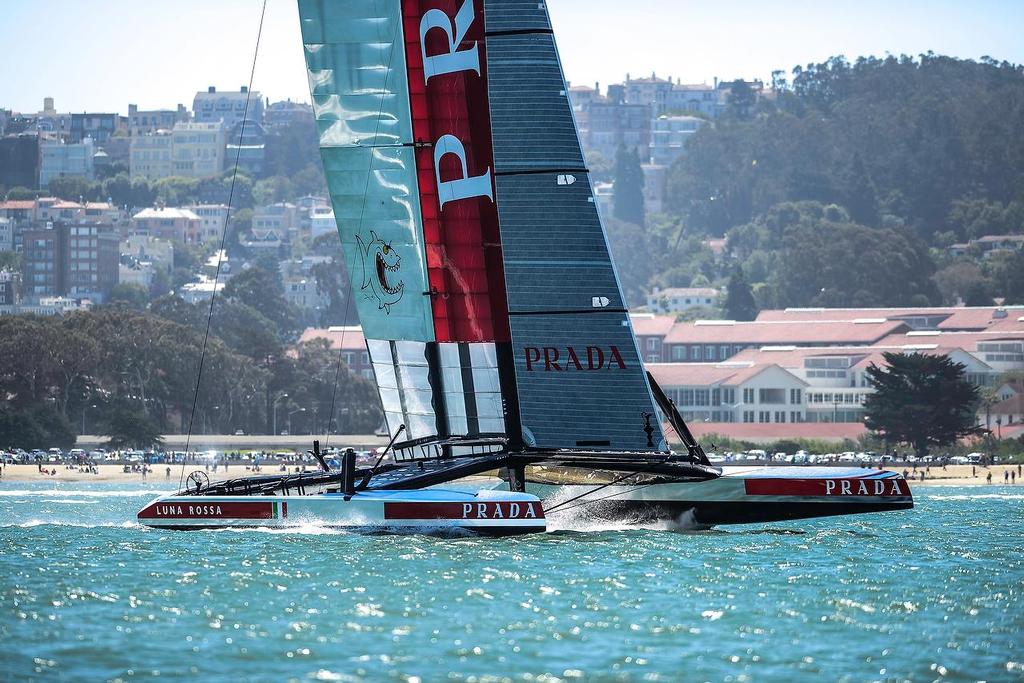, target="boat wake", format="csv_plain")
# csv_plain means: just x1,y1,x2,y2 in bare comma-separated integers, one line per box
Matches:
923,492,1024,501
4,520,143,529
0,489,171,498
